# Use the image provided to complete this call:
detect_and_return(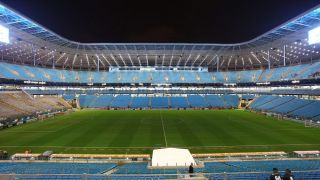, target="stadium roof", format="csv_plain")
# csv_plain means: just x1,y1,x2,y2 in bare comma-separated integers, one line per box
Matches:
0,2,320,70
